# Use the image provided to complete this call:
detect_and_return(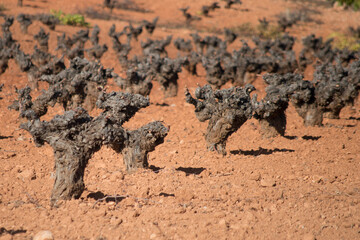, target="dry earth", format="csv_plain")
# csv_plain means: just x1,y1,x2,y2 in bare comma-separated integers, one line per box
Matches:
0,0,359,239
